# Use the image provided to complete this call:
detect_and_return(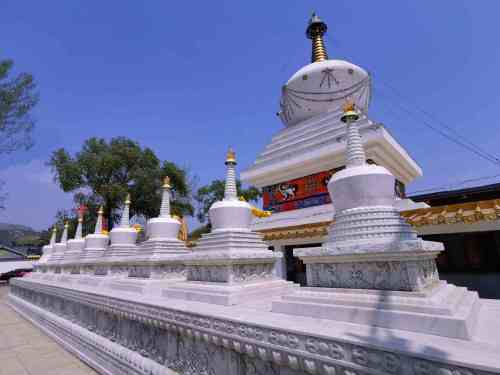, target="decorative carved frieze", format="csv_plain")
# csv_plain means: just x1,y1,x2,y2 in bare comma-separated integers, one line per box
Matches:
9,280,496,375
